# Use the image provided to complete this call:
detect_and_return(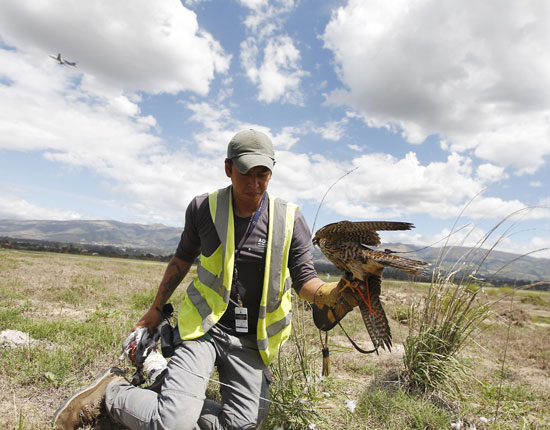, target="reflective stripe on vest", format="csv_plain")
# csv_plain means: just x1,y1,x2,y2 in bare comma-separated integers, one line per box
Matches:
177,185,296,365
177,187,235,338
256,197,295,365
